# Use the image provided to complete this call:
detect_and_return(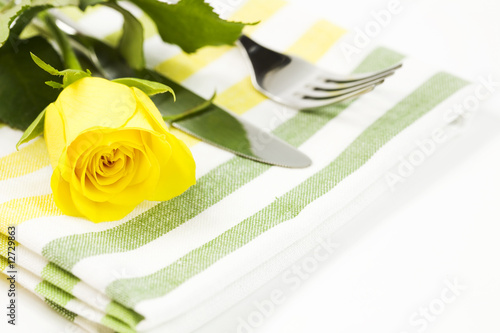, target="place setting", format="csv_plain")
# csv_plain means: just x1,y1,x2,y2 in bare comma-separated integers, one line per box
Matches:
0,0,477,332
